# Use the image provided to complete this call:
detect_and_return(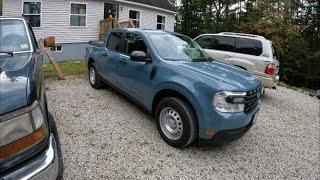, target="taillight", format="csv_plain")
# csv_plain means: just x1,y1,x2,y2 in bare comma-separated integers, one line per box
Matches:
265,64,275,75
